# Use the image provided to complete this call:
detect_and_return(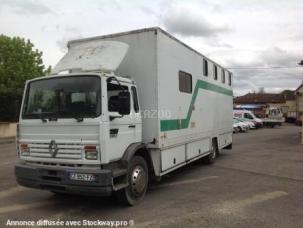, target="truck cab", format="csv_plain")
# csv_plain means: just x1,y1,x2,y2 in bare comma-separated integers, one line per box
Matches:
15,71,148,205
